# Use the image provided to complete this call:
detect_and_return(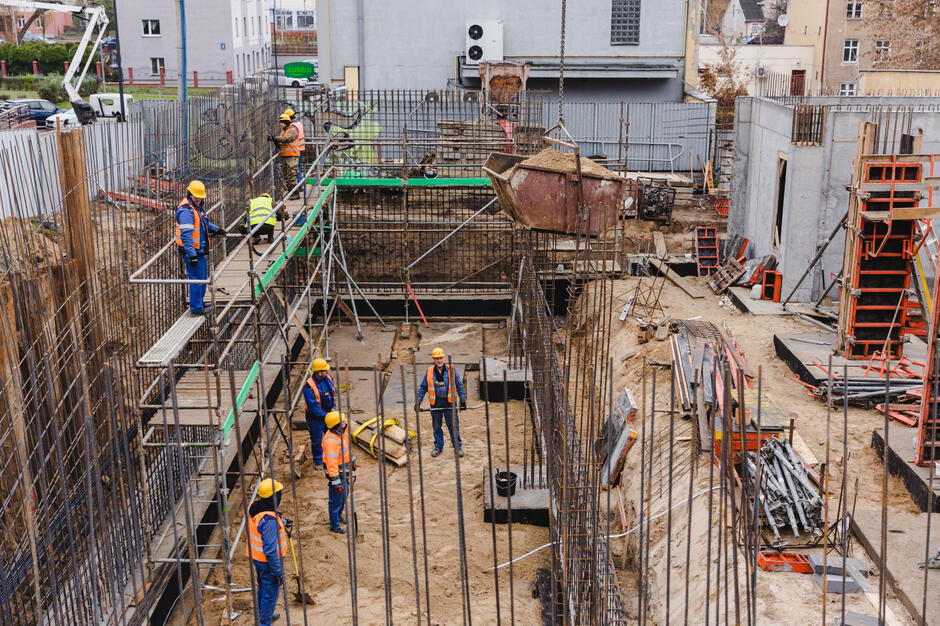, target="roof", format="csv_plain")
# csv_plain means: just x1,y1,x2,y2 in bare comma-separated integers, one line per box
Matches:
740,0,765,21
